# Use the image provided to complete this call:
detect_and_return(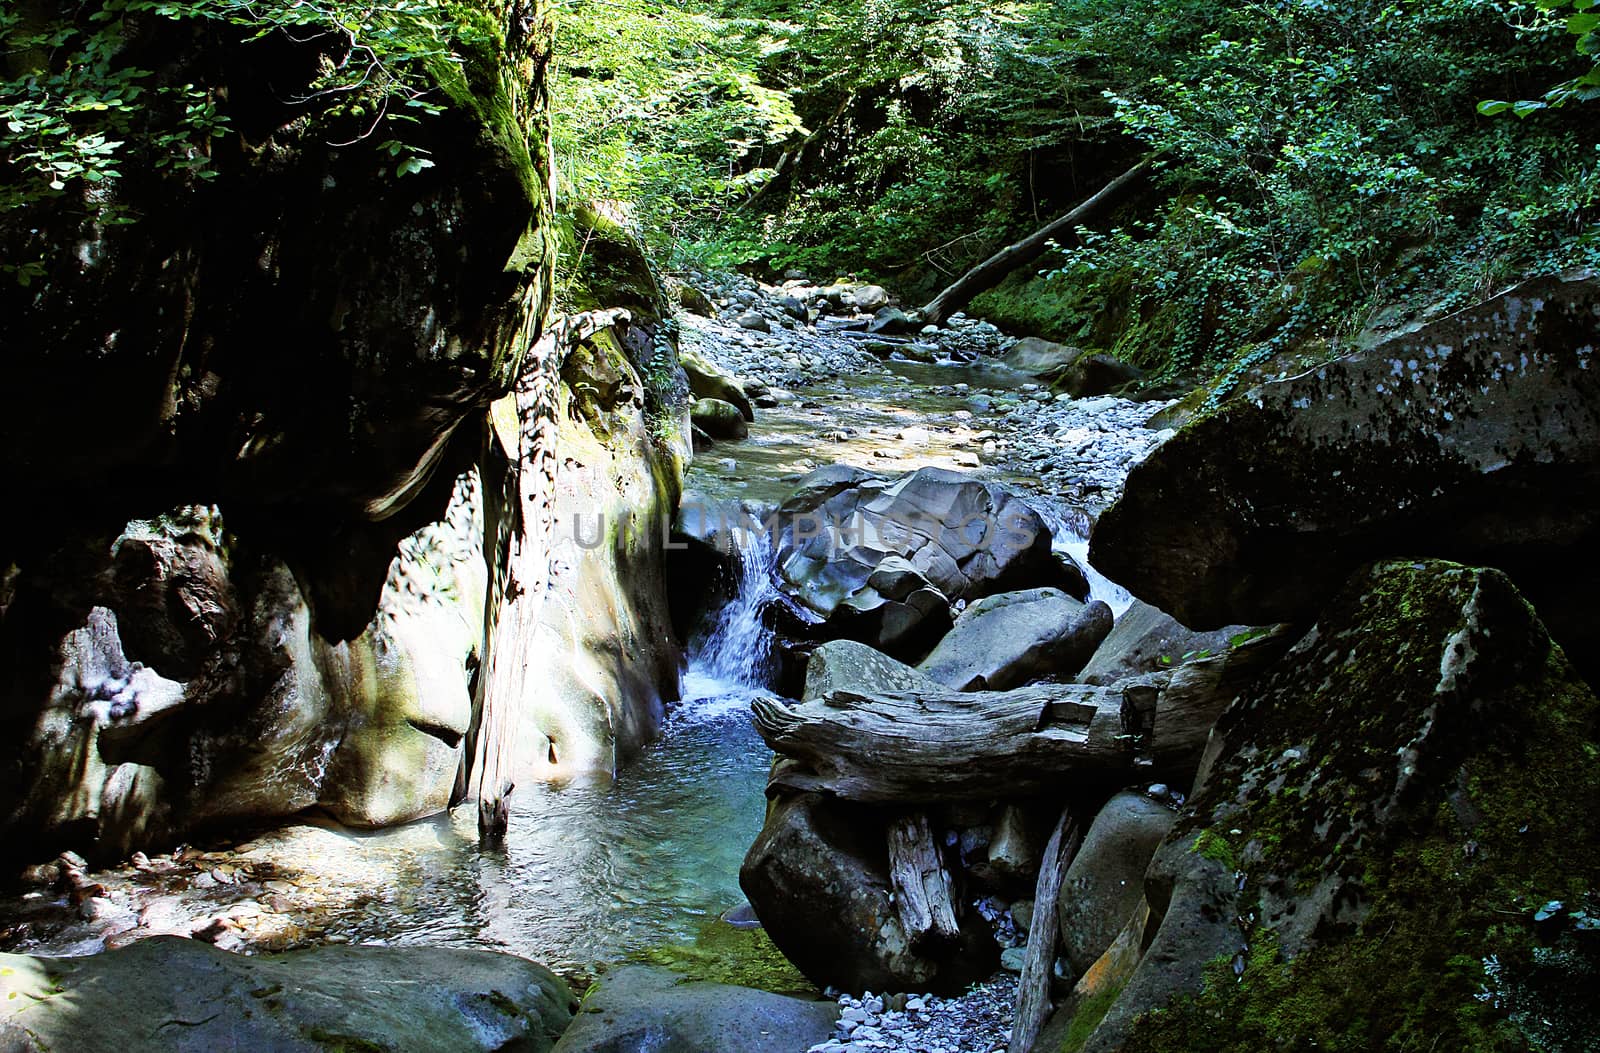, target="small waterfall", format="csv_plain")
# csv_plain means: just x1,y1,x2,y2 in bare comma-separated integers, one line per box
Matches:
678,528,779,719
1029,496,1135,615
